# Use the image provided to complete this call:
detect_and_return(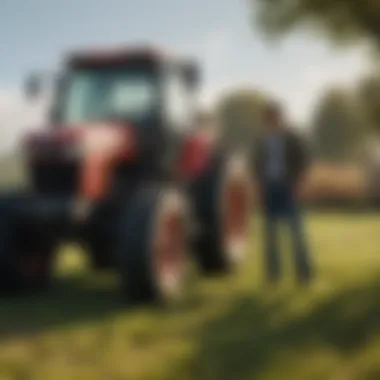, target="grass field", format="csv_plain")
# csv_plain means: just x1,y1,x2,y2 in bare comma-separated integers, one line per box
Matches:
0,212,379,380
